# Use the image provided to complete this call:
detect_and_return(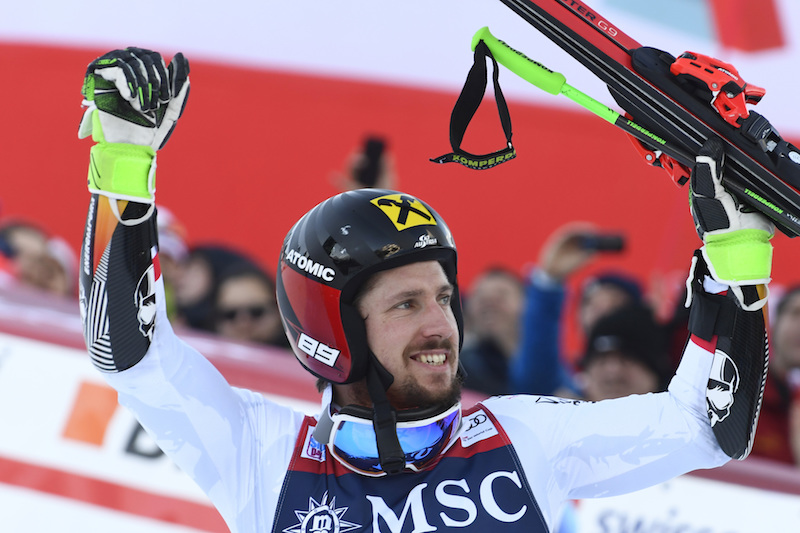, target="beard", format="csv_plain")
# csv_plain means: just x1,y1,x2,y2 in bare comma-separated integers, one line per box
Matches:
386,368,463,411
386,336,462,410
337,338,463,411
